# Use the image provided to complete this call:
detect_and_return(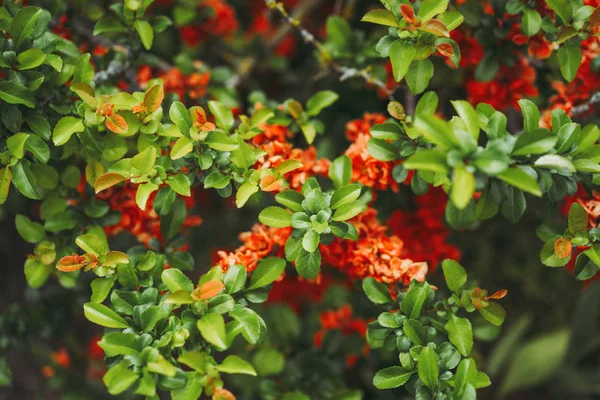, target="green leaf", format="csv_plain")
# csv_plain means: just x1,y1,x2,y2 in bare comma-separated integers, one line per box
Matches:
17,48,45,70
405,58,434,94
203,171,230,189
73,53,94,85
295,248,321,278
413,115,456,150
522,9,542,36
401,282,430,319
94,16,126,35
103,360,139,395
224,264,247,294
518,99,540,133
98,332,139,356
418,0,449,20
12,161,41,199
415,92,439,117
451,165,475,210
76,234,108,256
162,268,194,293
418,346,439,390
534,154,575,172
480,302,506,326
91,278,115,303
205,131,239,152
275,190,304,212
403,149,449,174
236,182,258,208
167,174,191,197
540,240,570,267
373,367,414,389
403,319,427,345
15,214,44,243
331,184,362,209
52,116,84,146
134,20,153,50
0,168,11,205
228,305,264,345
546,0,572,24
569,202,589,234
24,259,52,289
389,41,416,82
216,355,257,376
208,101,234,133
302,230,320,252
442,259,467,292
197,312,227,349
367,138,398,161
513,129,557,156
558,42,582,82
83,302,129,328
136,182,158,210
329,155,352,188
500,329,570,395
445,315,473,356
363,277,392,304
497,167,542,196
451,100,480,140
306,91,338,116
332,200,365,221
131,146,157,175
170,102,192,137
0,81,34,108
10,7,44,49
438,10,464,30
584,243,600,267
247,257,286,290
361,9,400,27
258,206,292,228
